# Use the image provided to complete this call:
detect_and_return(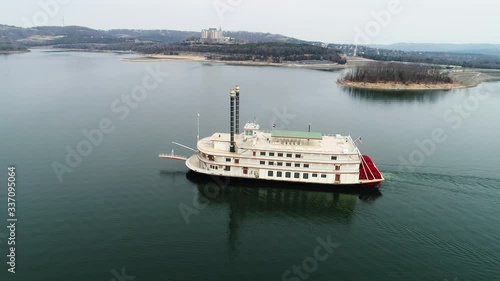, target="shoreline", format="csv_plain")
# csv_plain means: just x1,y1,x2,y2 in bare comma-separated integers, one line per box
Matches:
0,49,30,55
17,49,500,90
125,53,500,89
30,47,134,54
121,53,371,70
337,80,466,91
121,54,207,62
